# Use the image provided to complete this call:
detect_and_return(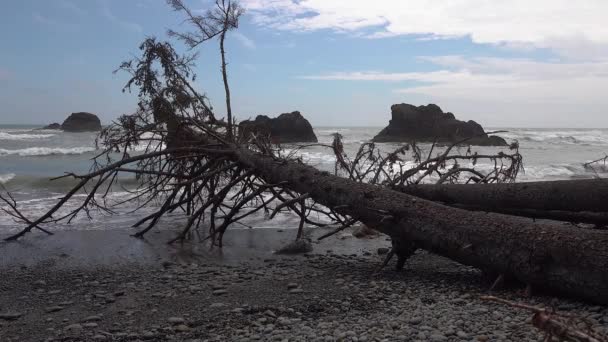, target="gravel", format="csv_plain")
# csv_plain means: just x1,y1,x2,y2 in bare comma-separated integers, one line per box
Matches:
0,247,607,341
